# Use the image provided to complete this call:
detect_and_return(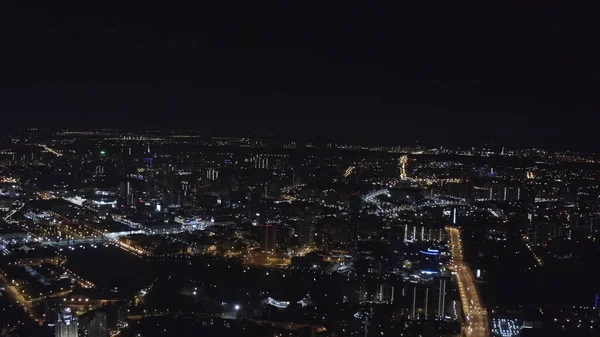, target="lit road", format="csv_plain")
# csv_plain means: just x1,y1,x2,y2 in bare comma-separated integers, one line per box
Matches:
0,273,31,312
448,227,490,337
39,144,62,157
0,271,43,324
